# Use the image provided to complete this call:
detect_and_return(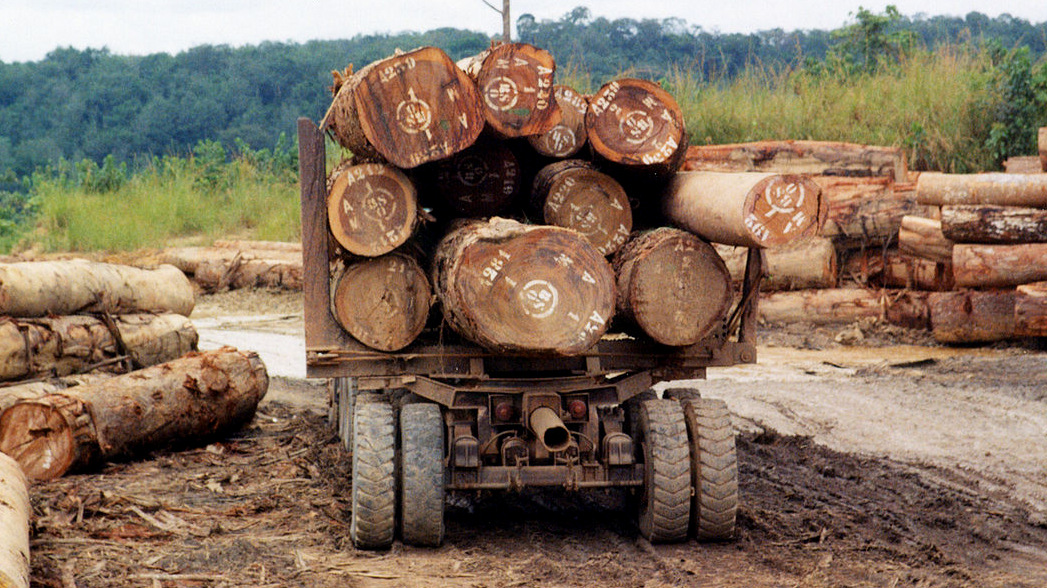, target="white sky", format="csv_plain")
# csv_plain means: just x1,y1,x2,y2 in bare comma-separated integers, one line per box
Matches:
3,1,1047,63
